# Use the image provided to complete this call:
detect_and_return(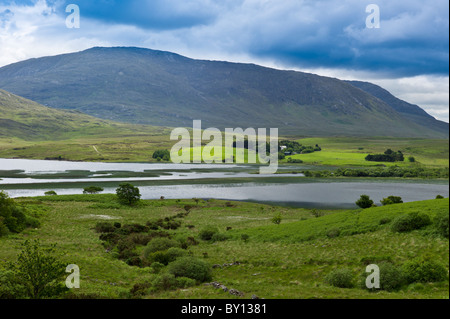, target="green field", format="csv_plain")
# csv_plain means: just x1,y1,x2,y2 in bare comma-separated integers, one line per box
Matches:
1,134,447,170
282,137,449,168
1,195,448,299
